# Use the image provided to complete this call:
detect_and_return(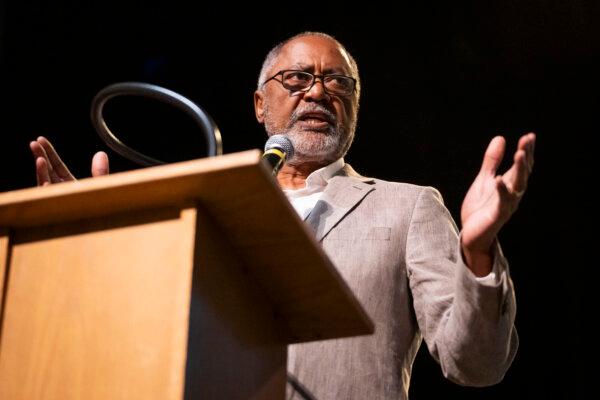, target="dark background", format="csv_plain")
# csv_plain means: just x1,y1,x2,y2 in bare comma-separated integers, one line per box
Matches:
0,1,593,398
